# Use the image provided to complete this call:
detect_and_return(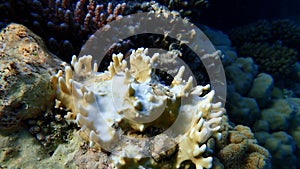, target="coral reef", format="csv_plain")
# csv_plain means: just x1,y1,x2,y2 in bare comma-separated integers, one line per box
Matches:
225,57,258,95
26,108,78,154
228,19,300,76
227,92,260,126
226,56,300,169
52,47,225,168
248,73,274,108
227,66,300,169
0,129,83,169
238,42,297,75
0,0,210,61
221,47,260,126
229,19,300,48
269,19,300,48
0,7,286,169
255,130,297,169
0,130,51,168
0,23,63,131
129,0,210,18
0,0,127,59
229,20,272,46
253,97,300,169
214,124,271,169
204,26,299,169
